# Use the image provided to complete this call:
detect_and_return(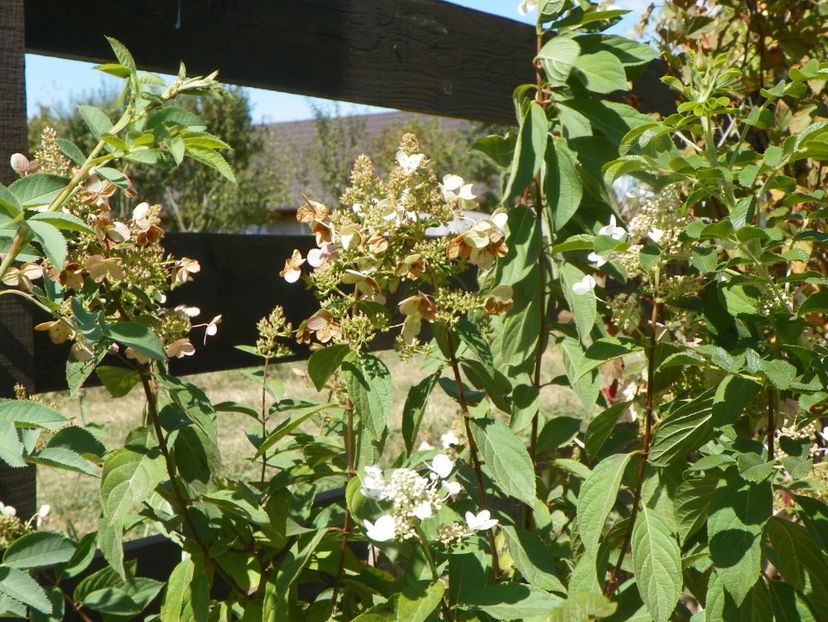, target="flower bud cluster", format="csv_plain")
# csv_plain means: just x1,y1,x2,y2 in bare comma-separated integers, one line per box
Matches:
281,134,514,352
